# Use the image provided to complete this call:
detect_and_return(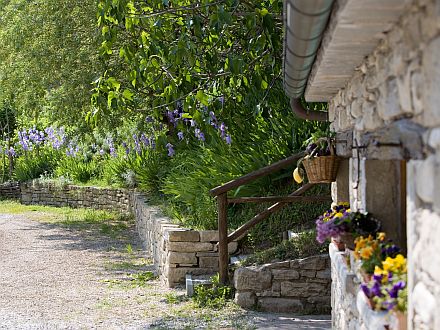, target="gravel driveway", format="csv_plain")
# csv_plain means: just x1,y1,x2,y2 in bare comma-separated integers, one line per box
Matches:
0,210,331,329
